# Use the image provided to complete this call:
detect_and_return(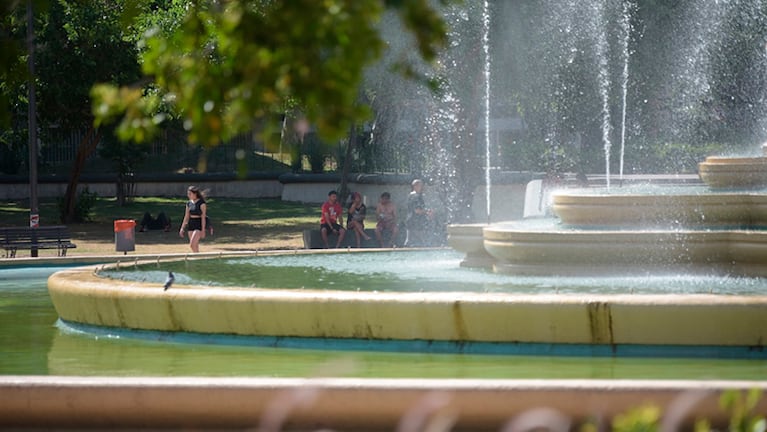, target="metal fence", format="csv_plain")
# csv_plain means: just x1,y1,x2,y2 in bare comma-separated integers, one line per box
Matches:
11,125,446,177
32,128,292,176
